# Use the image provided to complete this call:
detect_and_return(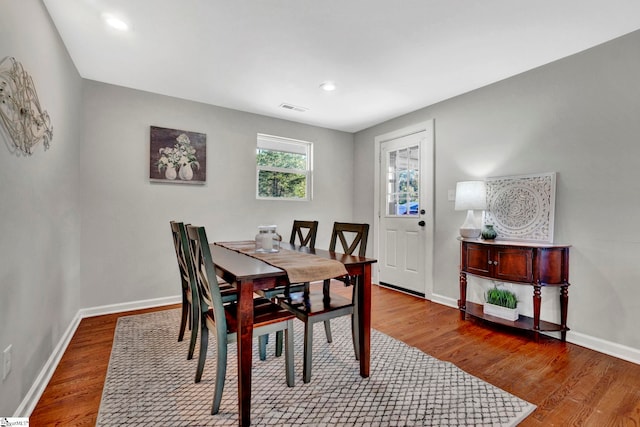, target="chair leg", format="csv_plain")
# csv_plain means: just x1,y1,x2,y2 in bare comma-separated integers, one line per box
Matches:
195,319,208,383
178,295,188,342
188,303,199,360
275,330,283,357
351,314,360,361
323,320,333,343
322,279,333,343
187,300,192,330
303,321,314,384
284,320,295,387
258,335,267,361
351,279,360,360
211,331,227,415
